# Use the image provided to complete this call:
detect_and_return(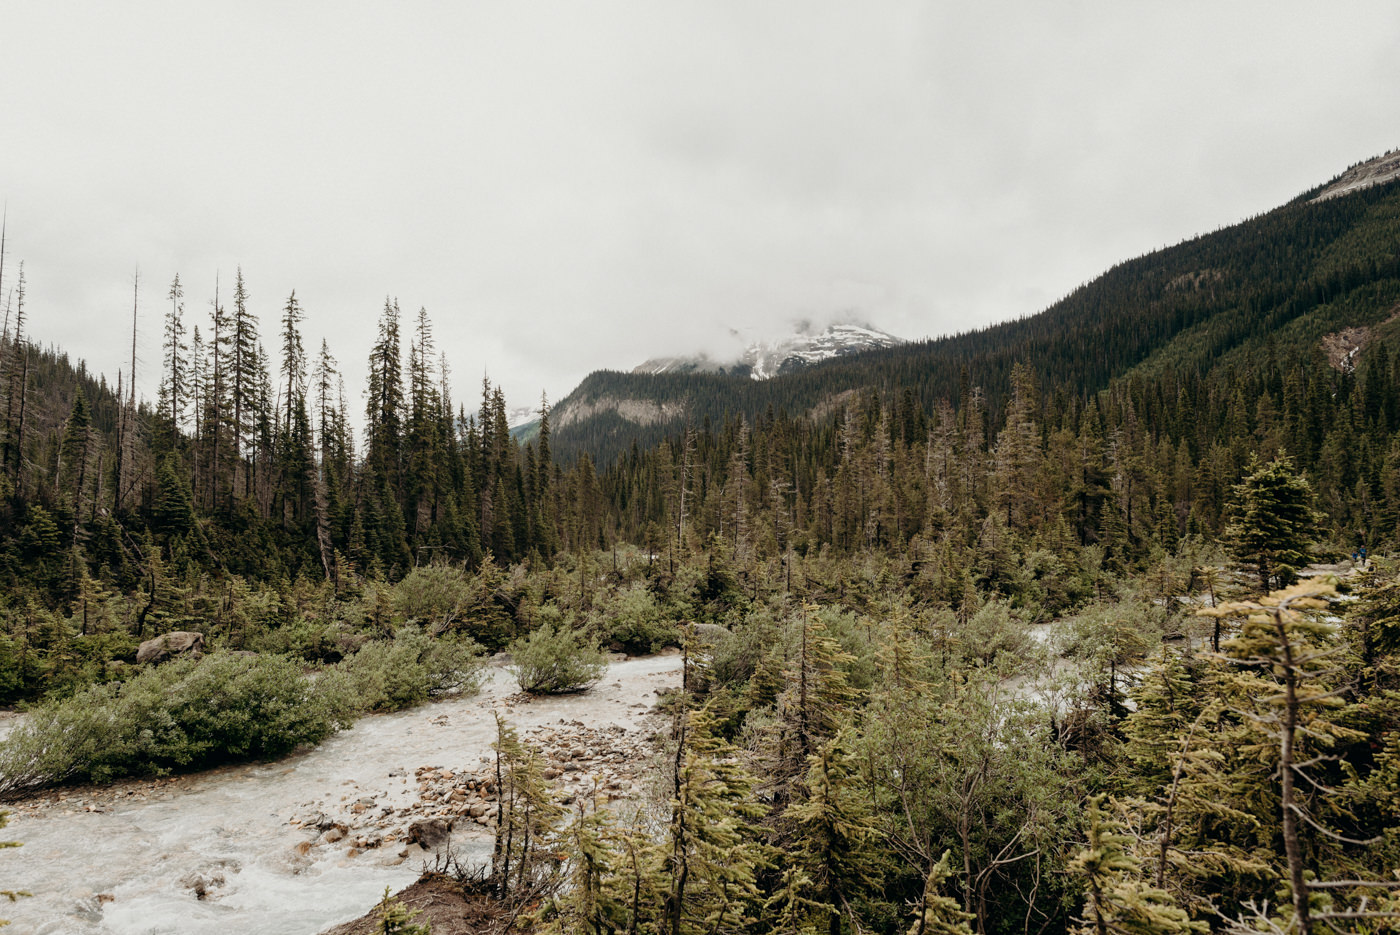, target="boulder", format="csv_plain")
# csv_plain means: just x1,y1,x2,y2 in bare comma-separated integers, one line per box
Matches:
136,631,205,665
181,871,225,900
407,818,453,850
